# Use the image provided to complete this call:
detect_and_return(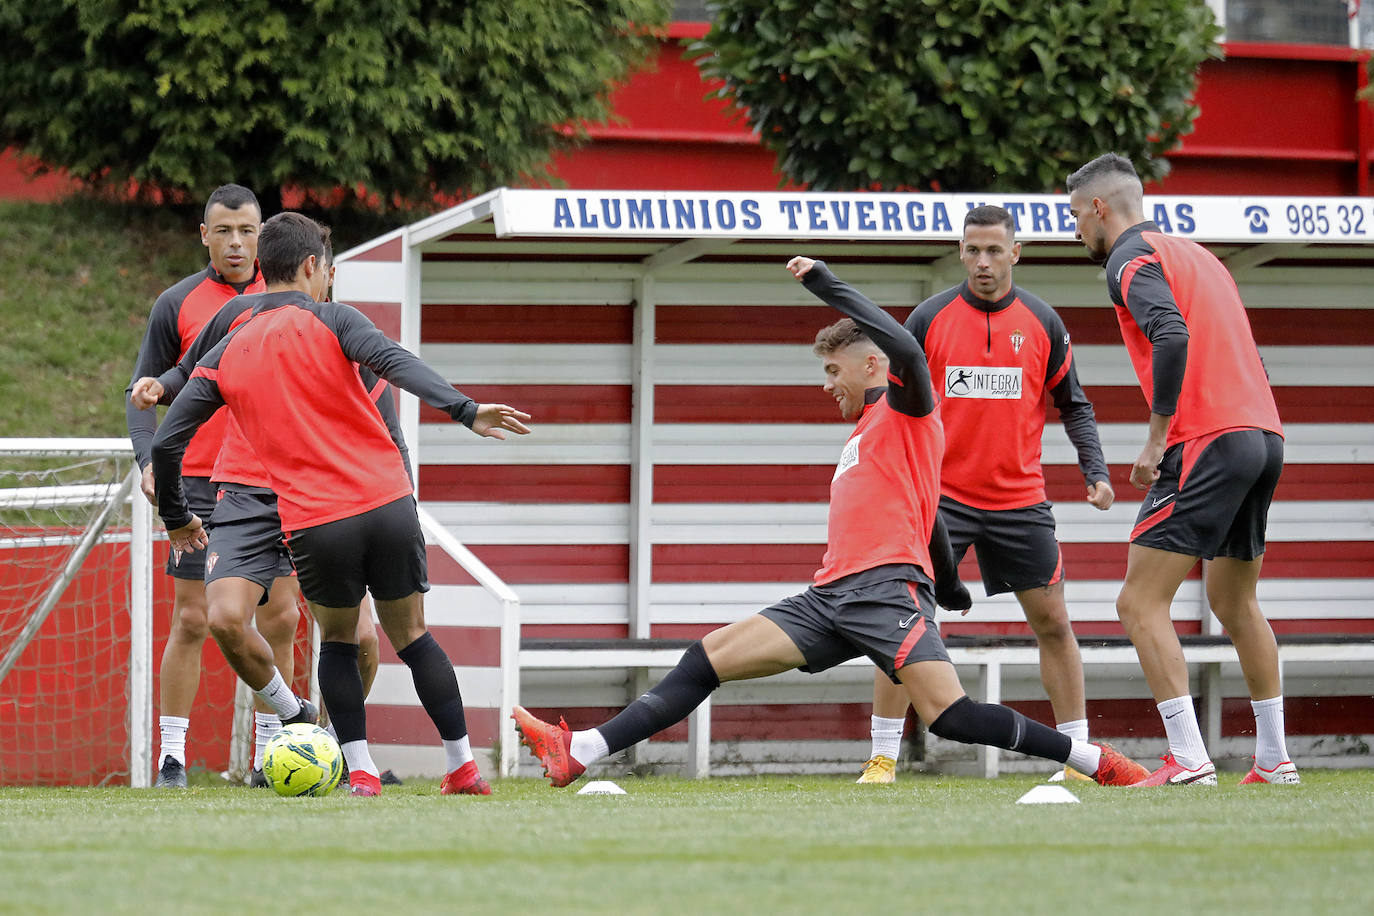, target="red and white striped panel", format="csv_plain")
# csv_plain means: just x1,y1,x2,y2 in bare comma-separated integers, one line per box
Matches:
416,266,1374,758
